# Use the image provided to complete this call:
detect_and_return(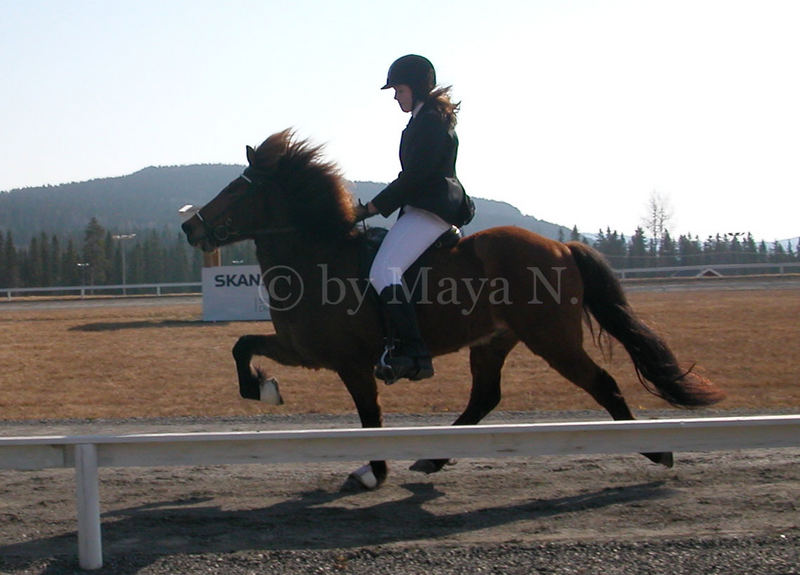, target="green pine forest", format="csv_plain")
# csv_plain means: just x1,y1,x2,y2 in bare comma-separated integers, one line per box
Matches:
0,218,256,290
1,217,797,290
